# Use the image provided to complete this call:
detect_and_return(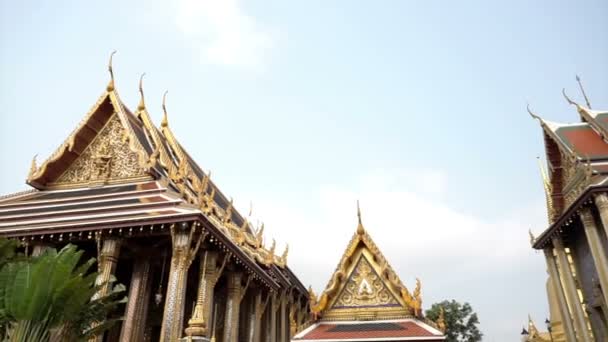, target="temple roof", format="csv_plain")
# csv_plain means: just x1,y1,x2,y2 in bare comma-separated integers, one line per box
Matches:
293,319,445,341
303,206,444,339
